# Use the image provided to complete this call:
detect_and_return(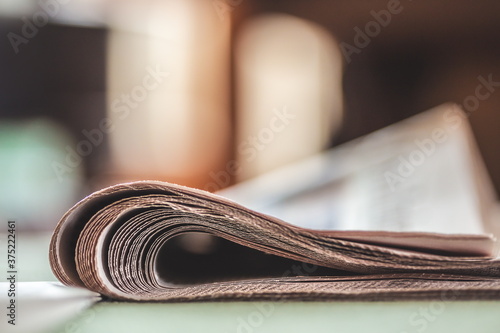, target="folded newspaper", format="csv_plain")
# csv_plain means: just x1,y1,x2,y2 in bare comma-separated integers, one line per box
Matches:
49,104,500,301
